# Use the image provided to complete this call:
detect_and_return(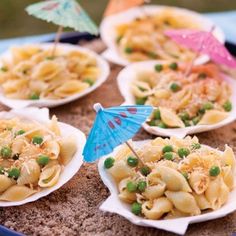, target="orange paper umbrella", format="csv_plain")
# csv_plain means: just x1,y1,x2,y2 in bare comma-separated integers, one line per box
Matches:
104,0,147,17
